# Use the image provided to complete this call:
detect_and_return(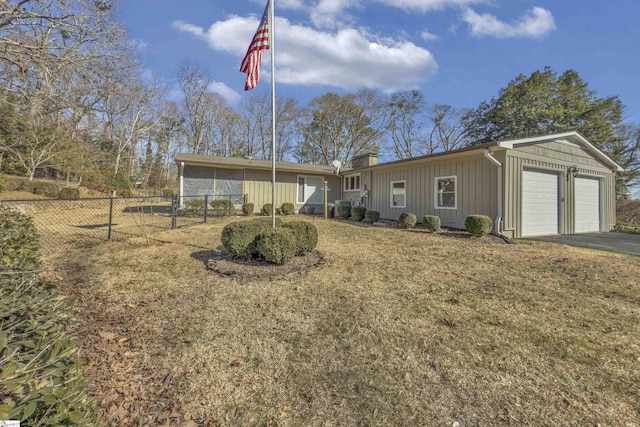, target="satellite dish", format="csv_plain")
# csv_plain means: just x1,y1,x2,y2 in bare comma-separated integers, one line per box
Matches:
332,160,341,175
